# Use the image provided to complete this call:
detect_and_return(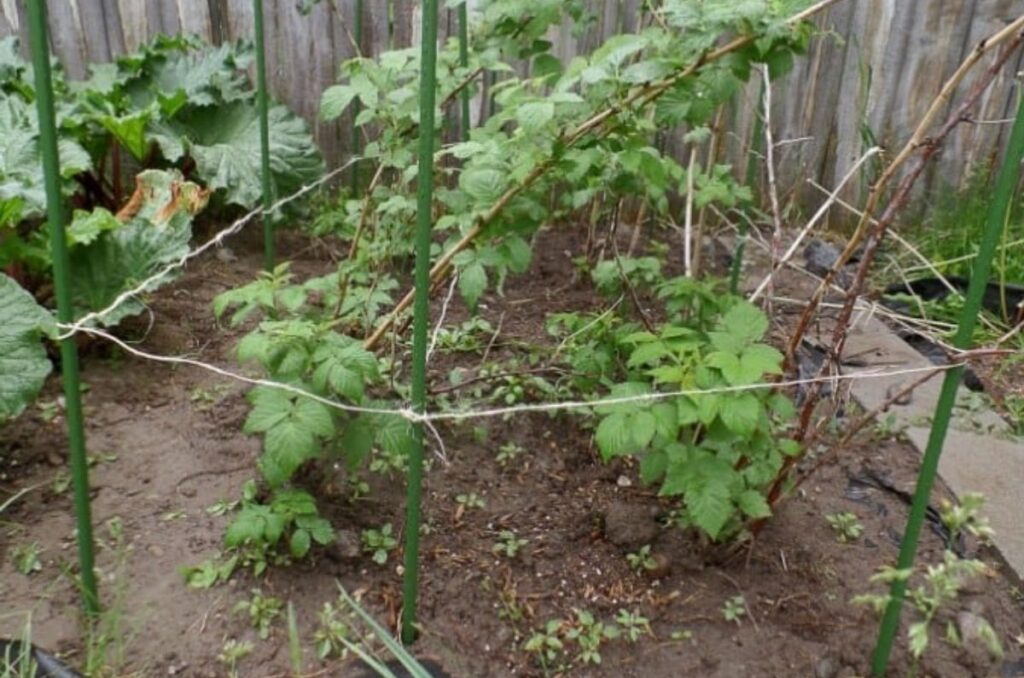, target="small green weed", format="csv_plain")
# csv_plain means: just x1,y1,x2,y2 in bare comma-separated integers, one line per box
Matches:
826,512,863,543
233,589,283,640
493,530,528,558
361,524,398,565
